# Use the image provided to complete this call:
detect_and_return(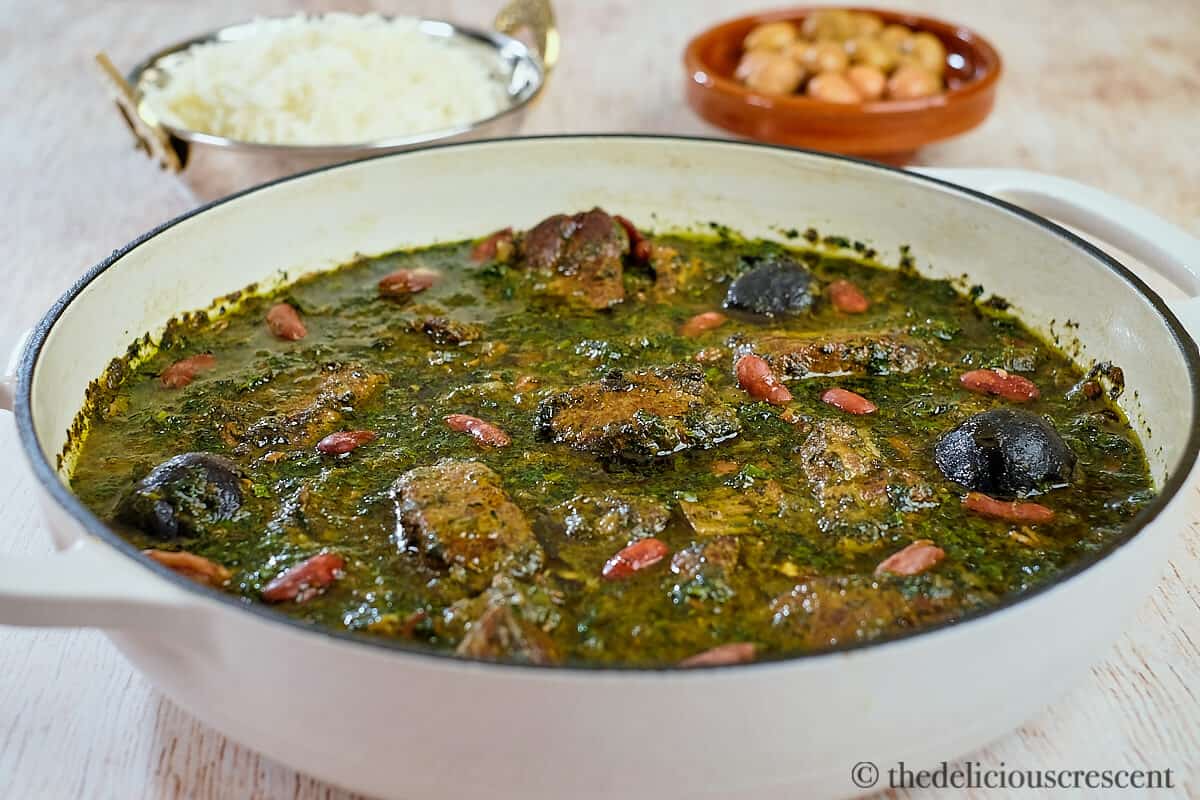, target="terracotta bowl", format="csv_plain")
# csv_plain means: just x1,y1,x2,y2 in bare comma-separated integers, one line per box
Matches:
684,7,1002,162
